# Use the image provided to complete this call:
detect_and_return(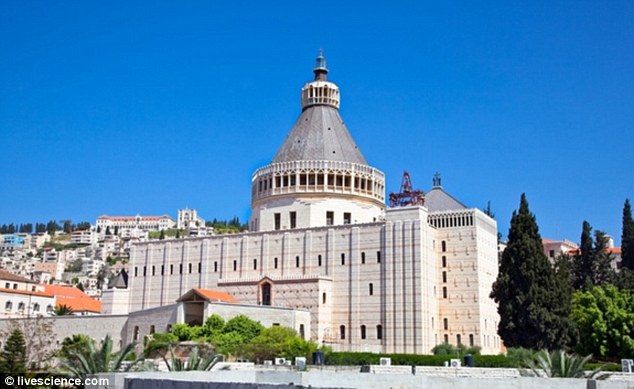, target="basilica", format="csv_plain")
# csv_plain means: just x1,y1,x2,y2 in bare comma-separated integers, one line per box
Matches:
125,52,501,354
